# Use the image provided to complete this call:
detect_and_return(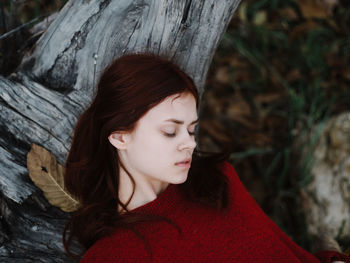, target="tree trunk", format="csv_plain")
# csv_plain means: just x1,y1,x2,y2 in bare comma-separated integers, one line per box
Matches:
0,0,241,261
